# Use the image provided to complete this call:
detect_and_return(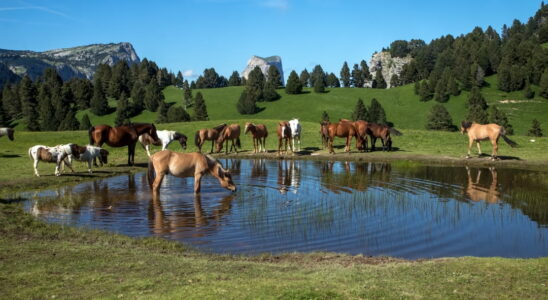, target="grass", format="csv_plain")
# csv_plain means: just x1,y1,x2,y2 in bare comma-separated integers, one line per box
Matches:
1,204,547,299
